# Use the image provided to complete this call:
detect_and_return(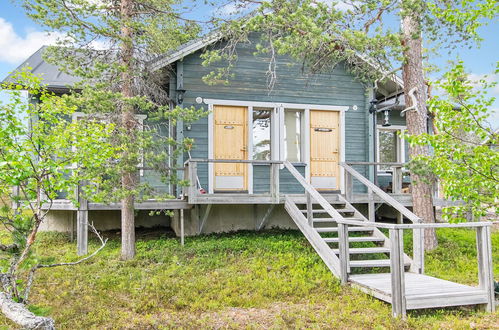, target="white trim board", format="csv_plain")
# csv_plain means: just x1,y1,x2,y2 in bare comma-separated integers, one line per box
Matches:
203,99,349,112
207,99,347,194
376,125,407,175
